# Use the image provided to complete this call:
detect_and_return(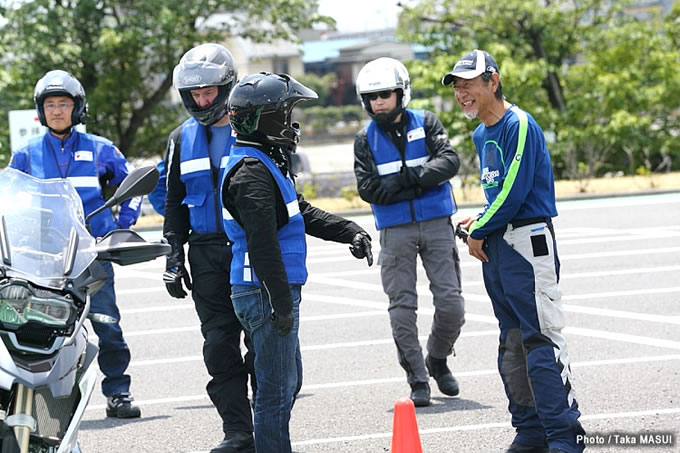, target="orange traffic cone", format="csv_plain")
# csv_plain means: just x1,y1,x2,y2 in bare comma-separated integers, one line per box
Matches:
391,397,423,453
